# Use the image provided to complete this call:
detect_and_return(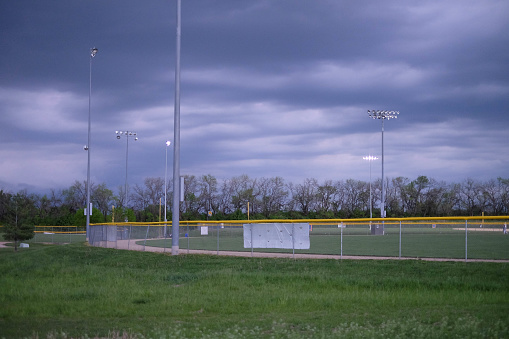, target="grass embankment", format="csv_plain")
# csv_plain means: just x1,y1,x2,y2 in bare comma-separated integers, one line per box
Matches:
0,243,508,338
